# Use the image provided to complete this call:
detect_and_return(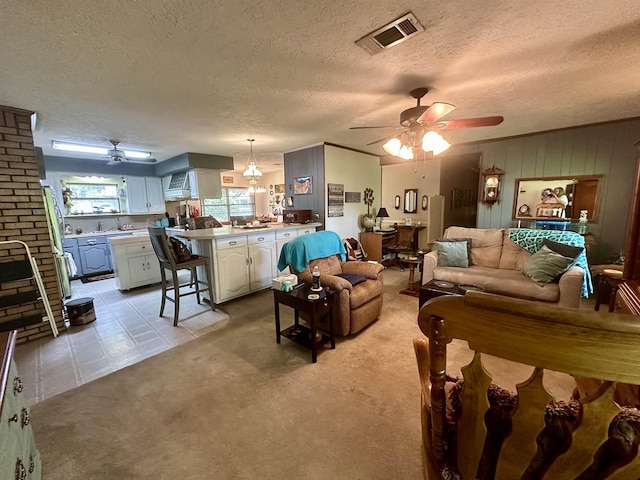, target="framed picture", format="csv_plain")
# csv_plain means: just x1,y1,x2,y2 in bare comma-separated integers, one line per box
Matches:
275,184,285,194
294,176,312,195
327,183,344,217
222,175,234,184
344,192,361,203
